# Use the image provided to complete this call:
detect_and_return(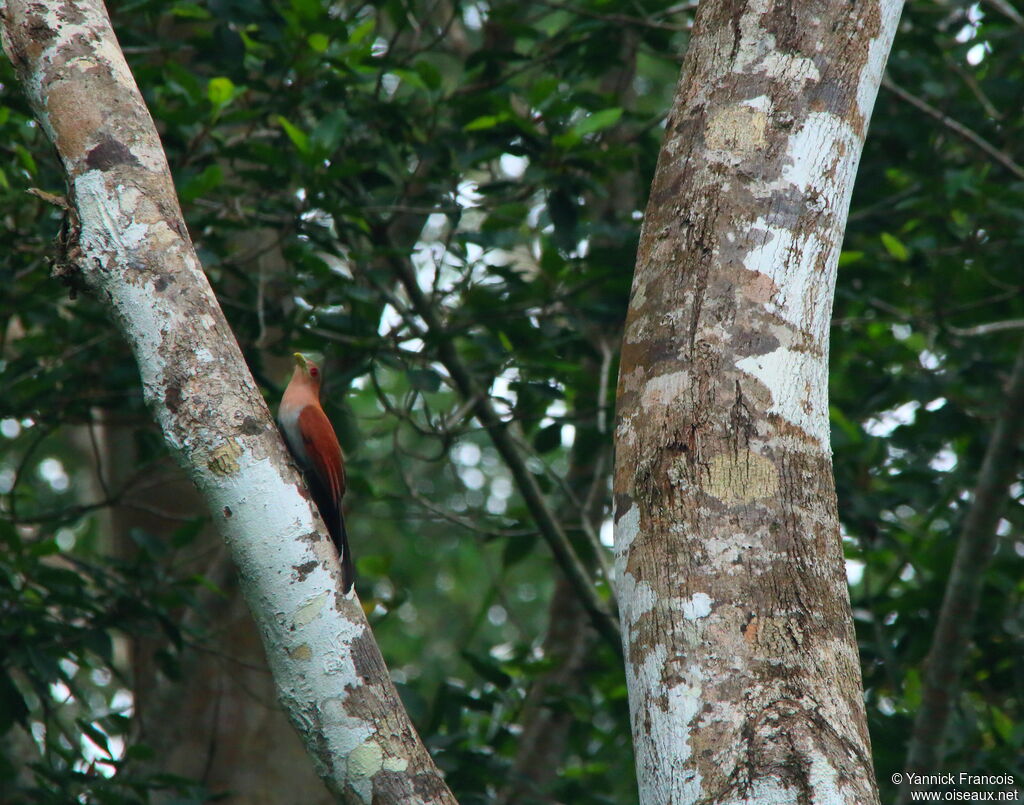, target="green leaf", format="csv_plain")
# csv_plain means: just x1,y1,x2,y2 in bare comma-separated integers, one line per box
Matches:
15,144,37,176
880,232,909,261
277,116,310,154
348,17,375,45
527,76,558,106
414,60,442,91
178,164,223,203
311,108,350,152
903,668,921,709
170,2,212,18
307,33,329,53
555,108,624,148
571,107,623,137
290,0,322,22
464,114,508,132
392,68,428,91
991,707,1014,742
407,368,442,392
206,76,235,107
838,250,864,266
